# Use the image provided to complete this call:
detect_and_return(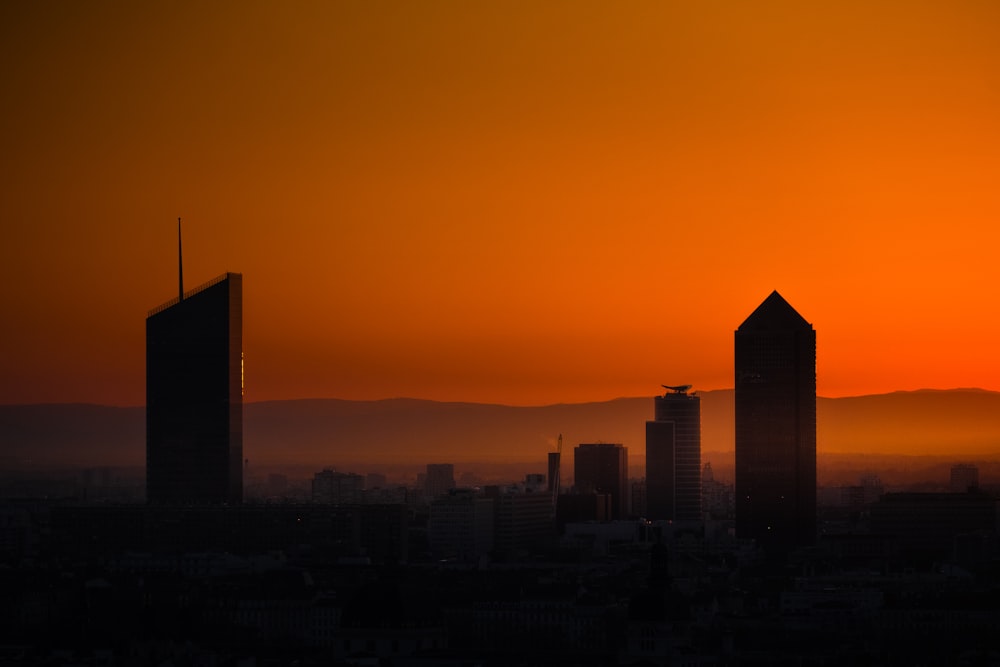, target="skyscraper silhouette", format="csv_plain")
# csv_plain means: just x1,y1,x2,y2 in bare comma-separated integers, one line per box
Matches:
735,291,816,549
146,272,243,505
574,443,628,519
645,385,701,521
